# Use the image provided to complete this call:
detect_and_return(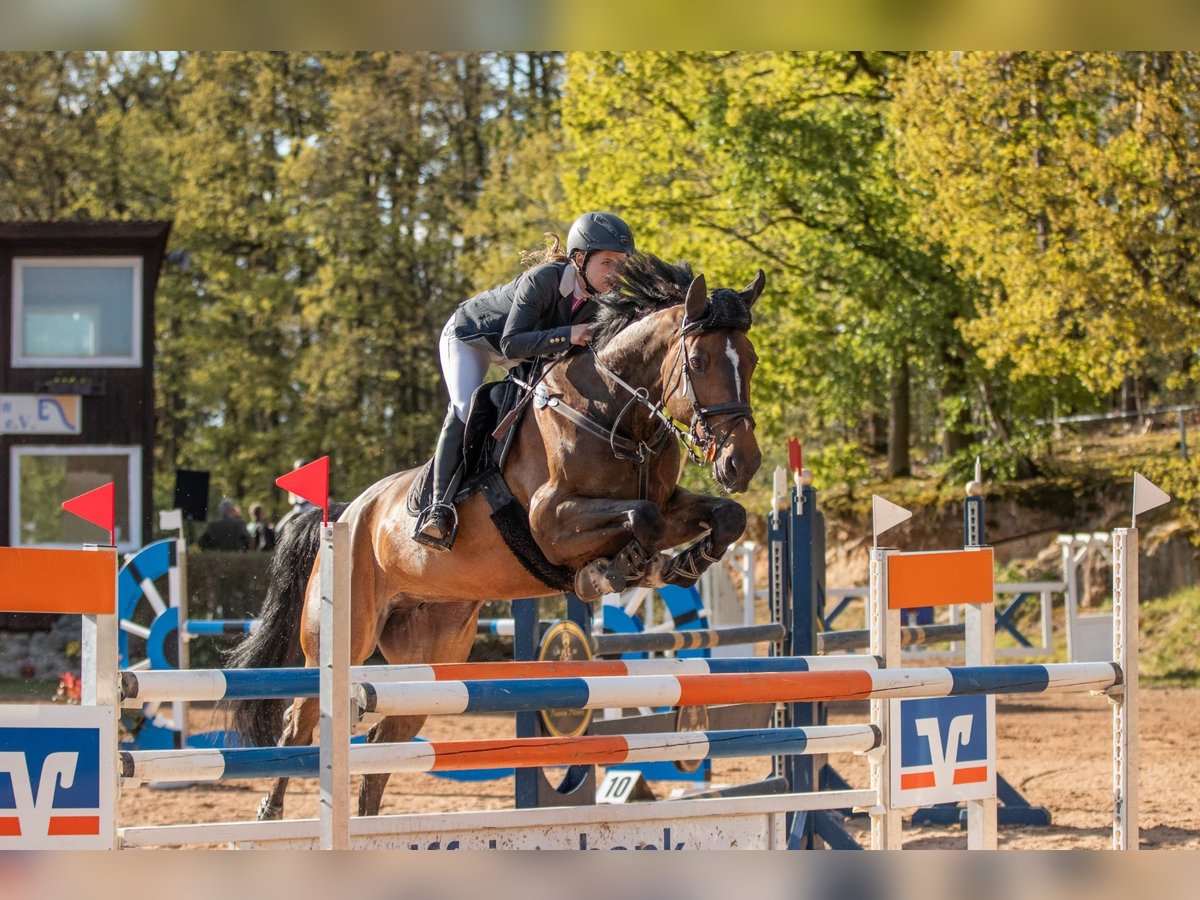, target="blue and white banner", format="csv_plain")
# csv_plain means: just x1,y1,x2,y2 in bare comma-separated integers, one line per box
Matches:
890,694,995,808
0,705,115,849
